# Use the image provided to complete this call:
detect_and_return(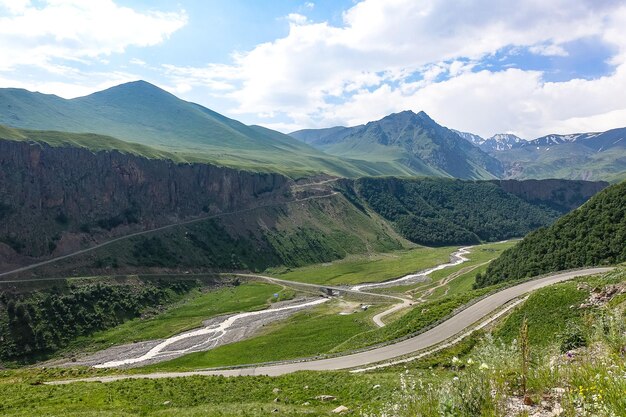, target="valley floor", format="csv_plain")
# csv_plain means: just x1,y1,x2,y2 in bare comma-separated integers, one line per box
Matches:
41,242,508,370
2,241,624,417
1,269,624,416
